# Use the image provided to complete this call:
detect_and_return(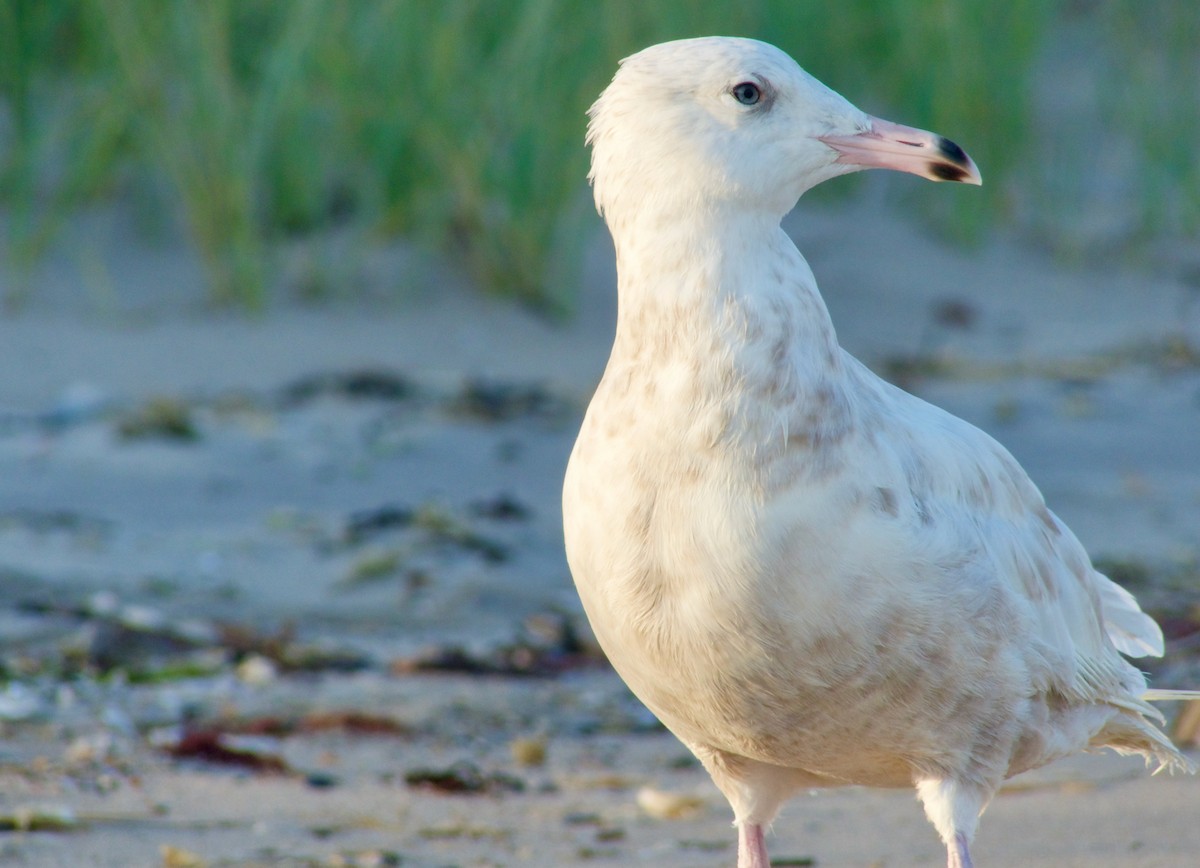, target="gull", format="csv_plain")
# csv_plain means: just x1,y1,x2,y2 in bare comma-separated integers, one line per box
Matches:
562,36,1197,868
